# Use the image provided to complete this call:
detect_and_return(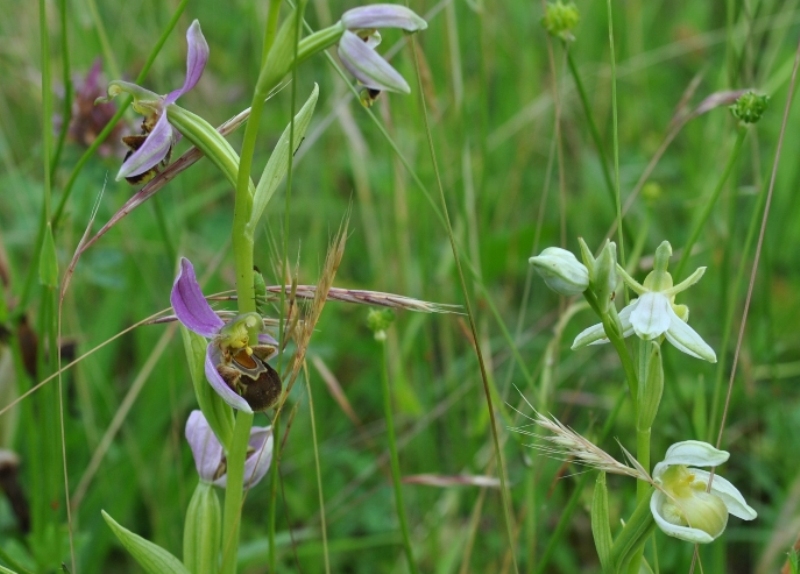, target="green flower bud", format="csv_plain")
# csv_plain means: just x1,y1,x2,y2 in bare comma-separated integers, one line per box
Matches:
592,241,617,313
529,247,589,296
541,1,580,42
367,309,395,341
730,91,769,124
